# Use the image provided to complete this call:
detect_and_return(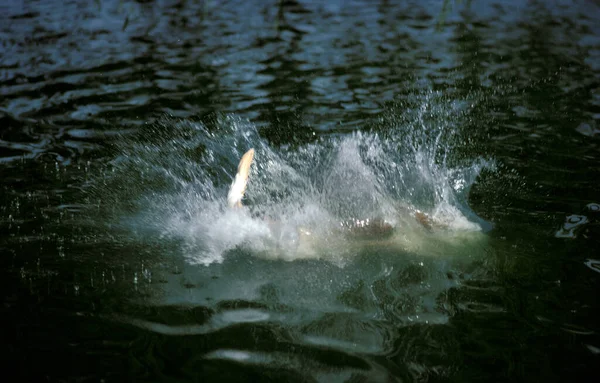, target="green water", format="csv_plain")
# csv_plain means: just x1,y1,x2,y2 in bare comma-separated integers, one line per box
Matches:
1,0,599,382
